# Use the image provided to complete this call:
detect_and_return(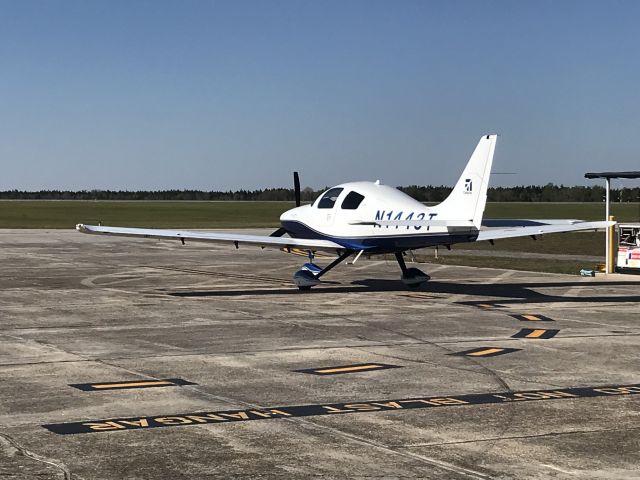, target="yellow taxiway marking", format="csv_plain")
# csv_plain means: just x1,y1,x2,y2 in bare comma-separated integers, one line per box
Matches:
401,293,439,299
522,315,541,321
281,247,332,258
92,380,174,389
526,329,547,338
466,348,504,357
315,364,384,374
